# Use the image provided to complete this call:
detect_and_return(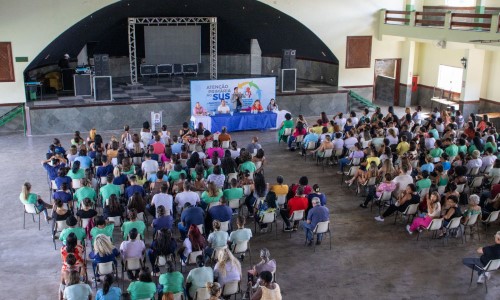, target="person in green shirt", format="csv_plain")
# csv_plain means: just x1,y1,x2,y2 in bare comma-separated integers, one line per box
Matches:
201,182,223,209
90,216,114,245
484,136,496,154
19,182,52,222
239,151,256,174
158,261,184,298
66,161,85,180
278,113,294,142
100,174,121,204
223,179,244,201
416,171,432,192
169,163,187,183
444,138,458,157
457,138,468,154
121,209,146,240
74,179,96,208
127,268,156,300
59,216,86,245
